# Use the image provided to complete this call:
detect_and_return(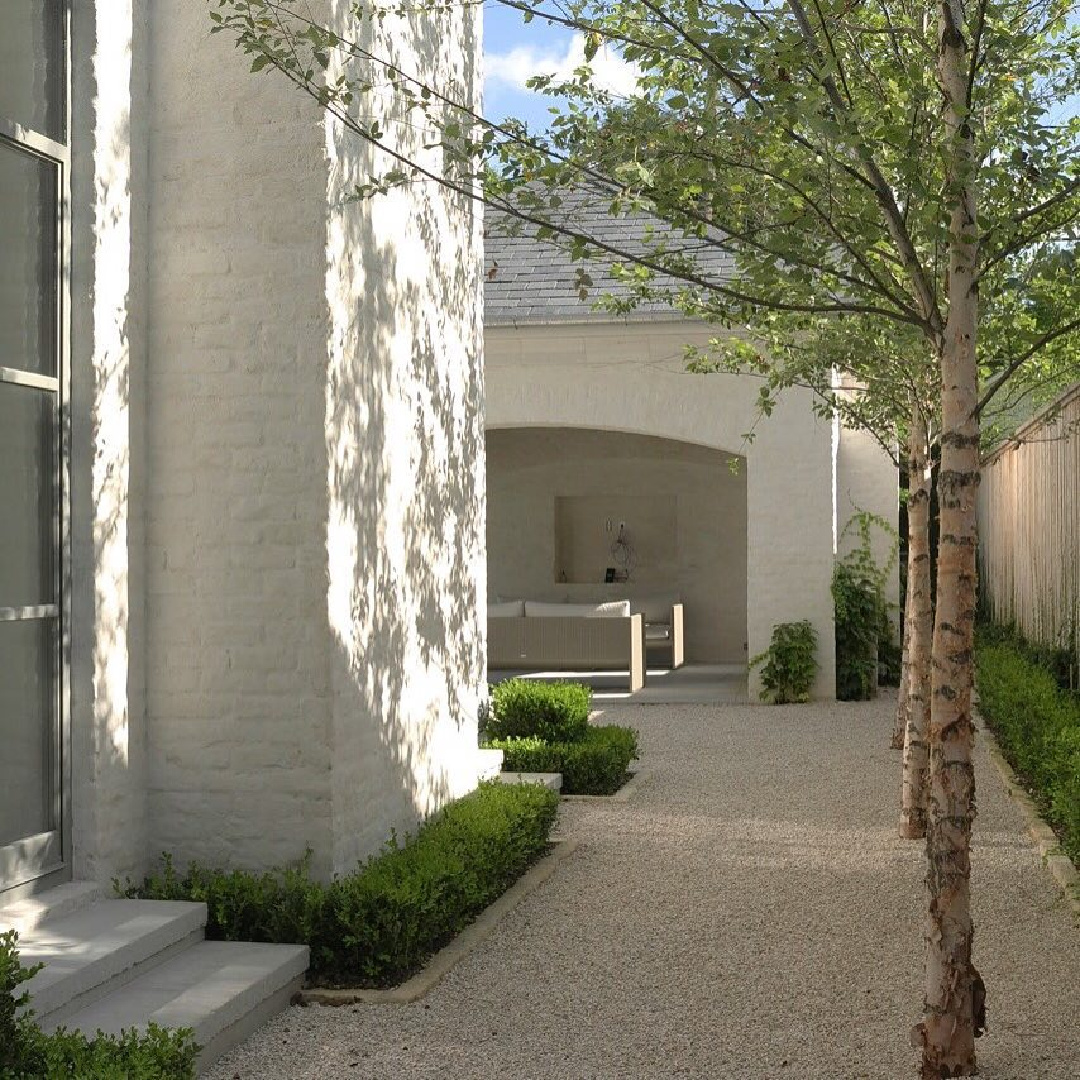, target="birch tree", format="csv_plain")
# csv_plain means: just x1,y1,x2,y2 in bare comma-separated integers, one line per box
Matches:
209,0,1080,1072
